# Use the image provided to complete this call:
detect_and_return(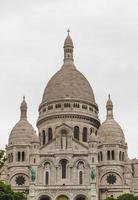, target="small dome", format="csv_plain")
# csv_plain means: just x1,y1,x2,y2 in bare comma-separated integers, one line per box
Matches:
98,96,125,144
9,120,36,145
8,97,37,145
98,118,125,144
